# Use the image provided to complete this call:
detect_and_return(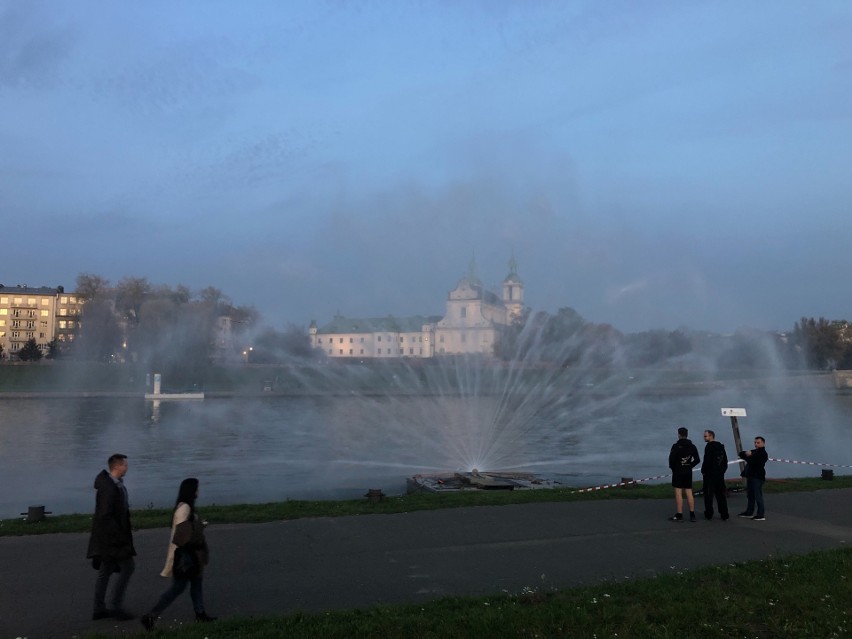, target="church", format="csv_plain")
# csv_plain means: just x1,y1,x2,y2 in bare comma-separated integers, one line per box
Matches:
309,257,525,359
